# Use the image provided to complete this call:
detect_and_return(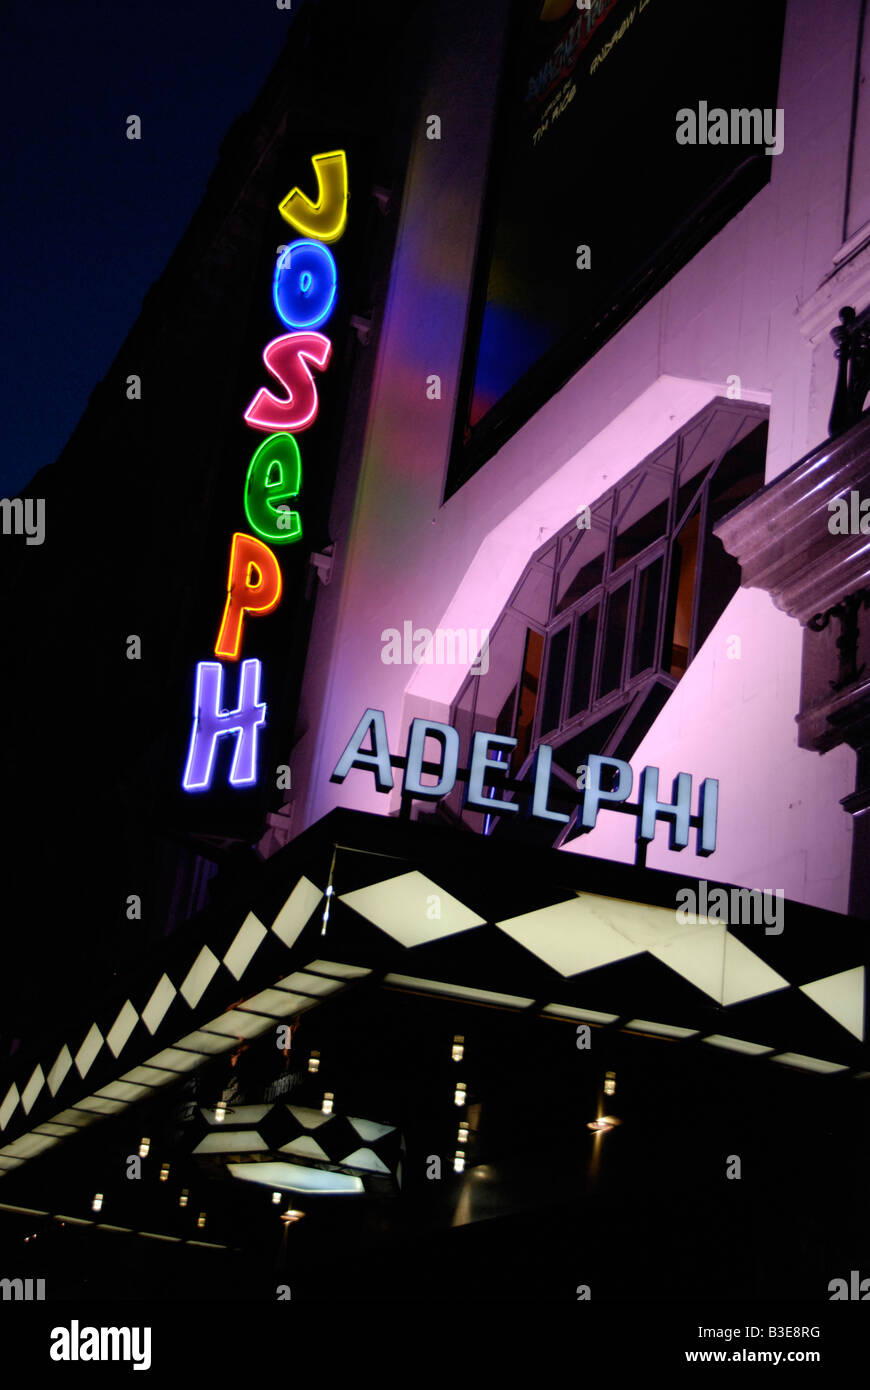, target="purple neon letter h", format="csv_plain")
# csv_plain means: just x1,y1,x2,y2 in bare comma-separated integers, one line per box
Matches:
182,659,266,791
